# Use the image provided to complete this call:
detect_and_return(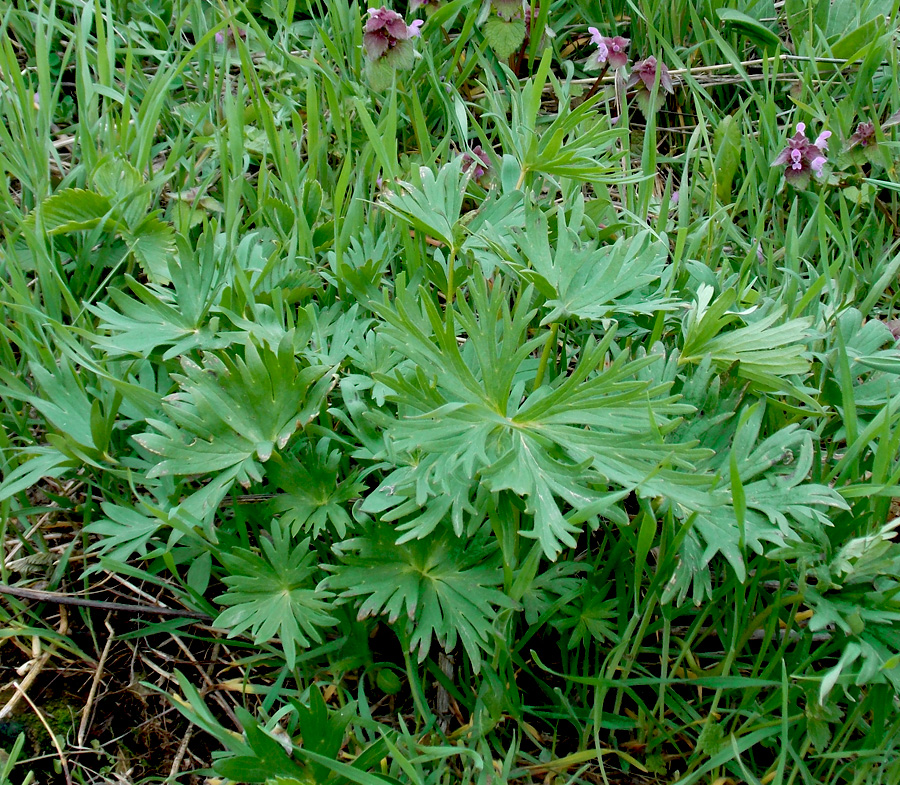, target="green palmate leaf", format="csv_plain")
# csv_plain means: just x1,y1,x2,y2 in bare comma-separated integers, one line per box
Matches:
782,520,900,703
215,707,308,782
89,269,225,360
680,285,811,389
134,336,334,486
378,156,467,249
519,559,584,624
523,101,625,181
326,525,514,671
366,273,712,559
478,60,627,183
34,188,124,233
84,501,163,564
129,213,177,283
26,359,97,449
267,444,365,538
0,356,121,465
665,403,847,601
0,448,75,503
215,523,336,669
290,686,351,783
553,580,618,649
479,200,677,322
